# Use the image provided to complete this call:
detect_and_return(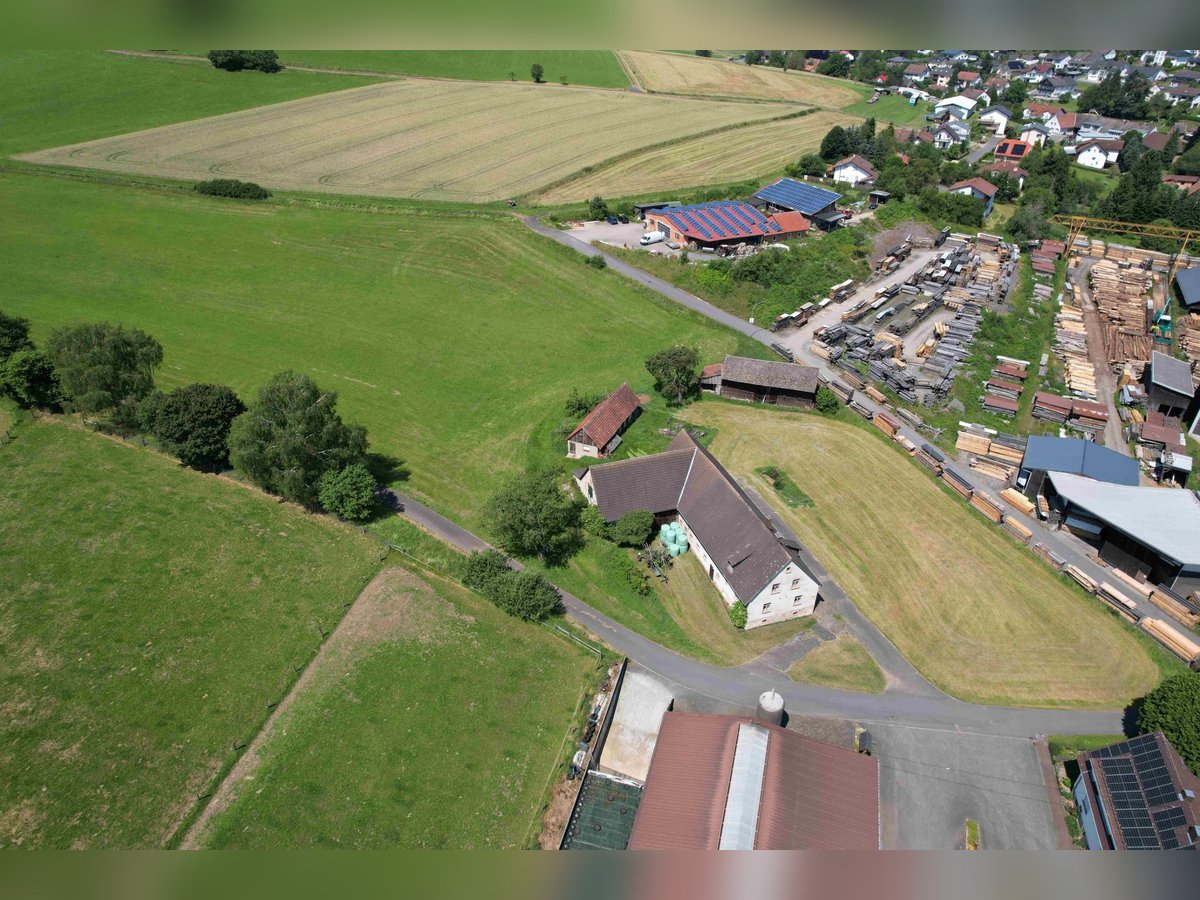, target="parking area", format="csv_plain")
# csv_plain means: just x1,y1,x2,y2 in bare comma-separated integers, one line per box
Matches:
876,724,1061,850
